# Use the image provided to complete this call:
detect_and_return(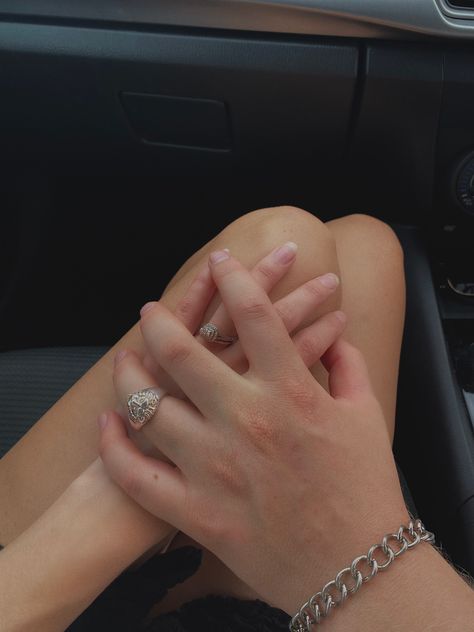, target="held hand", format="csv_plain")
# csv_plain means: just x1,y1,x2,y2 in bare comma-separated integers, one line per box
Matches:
140,241,342,395
119,242,343,458
99,251,408,616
